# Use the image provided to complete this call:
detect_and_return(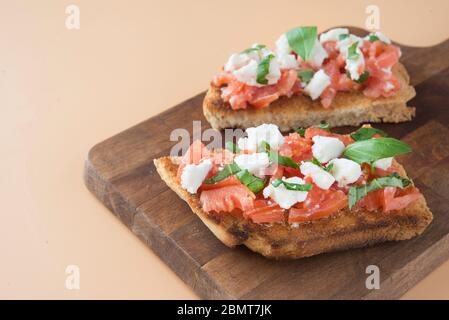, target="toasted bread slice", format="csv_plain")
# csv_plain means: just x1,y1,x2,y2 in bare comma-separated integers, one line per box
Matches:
154,156,433,259
203,63,416,132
